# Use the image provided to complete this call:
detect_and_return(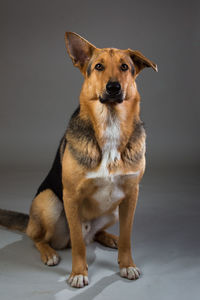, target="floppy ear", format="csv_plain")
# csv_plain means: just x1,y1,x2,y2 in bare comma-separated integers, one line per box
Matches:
128,49,158,74
65,32,96,73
